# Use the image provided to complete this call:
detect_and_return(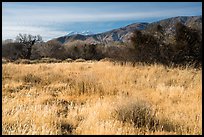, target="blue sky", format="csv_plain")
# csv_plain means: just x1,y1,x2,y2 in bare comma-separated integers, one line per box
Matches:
2,2,202,41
